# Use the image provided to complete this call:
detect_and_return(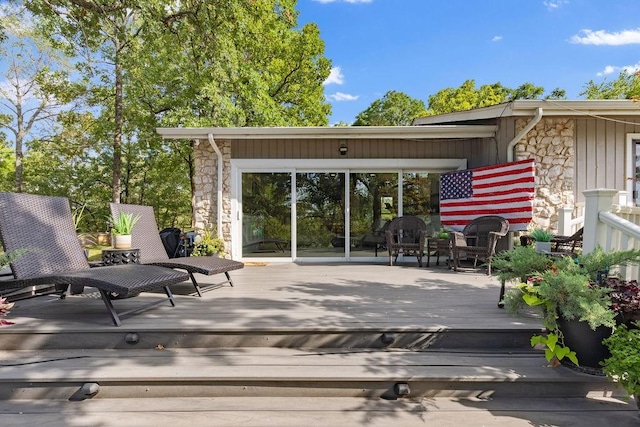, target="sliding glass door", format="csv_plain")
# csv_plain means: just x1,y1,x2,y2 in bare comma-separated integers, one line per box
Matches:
241,172,291,258
238,168,444,261
350,172,398,259
296,172,347,258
